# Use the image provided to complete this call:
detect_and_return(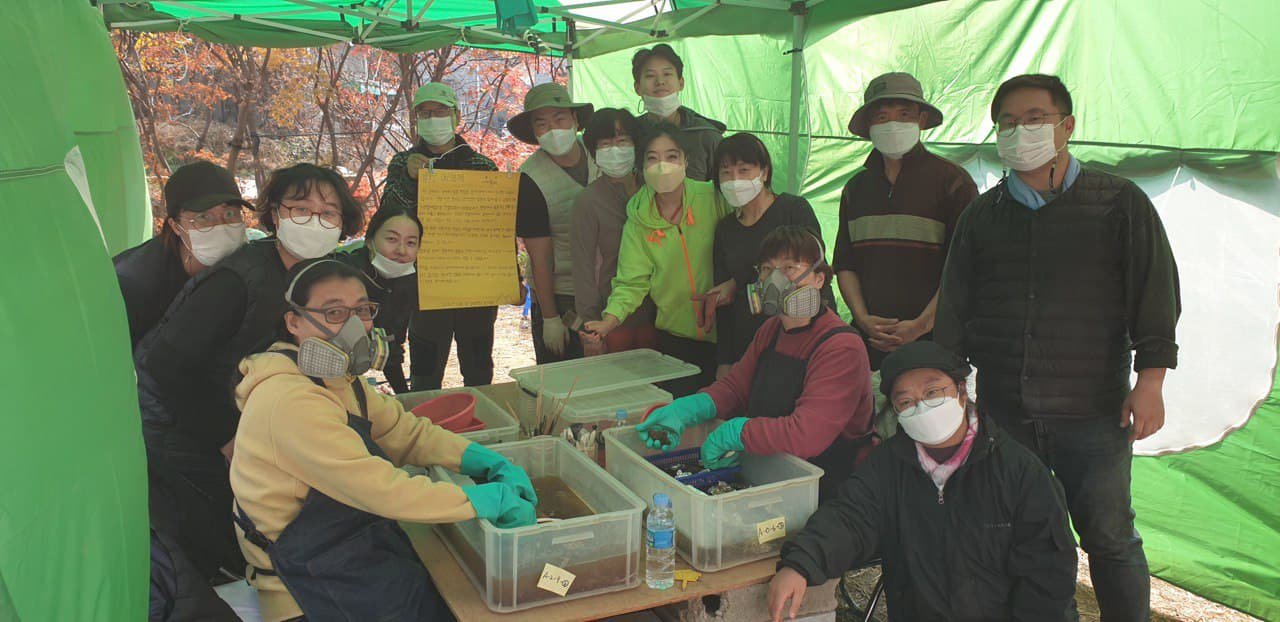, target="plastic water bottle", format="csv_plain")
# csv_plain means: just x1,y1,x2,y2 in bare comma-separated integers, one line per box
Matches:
645,493,676,589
